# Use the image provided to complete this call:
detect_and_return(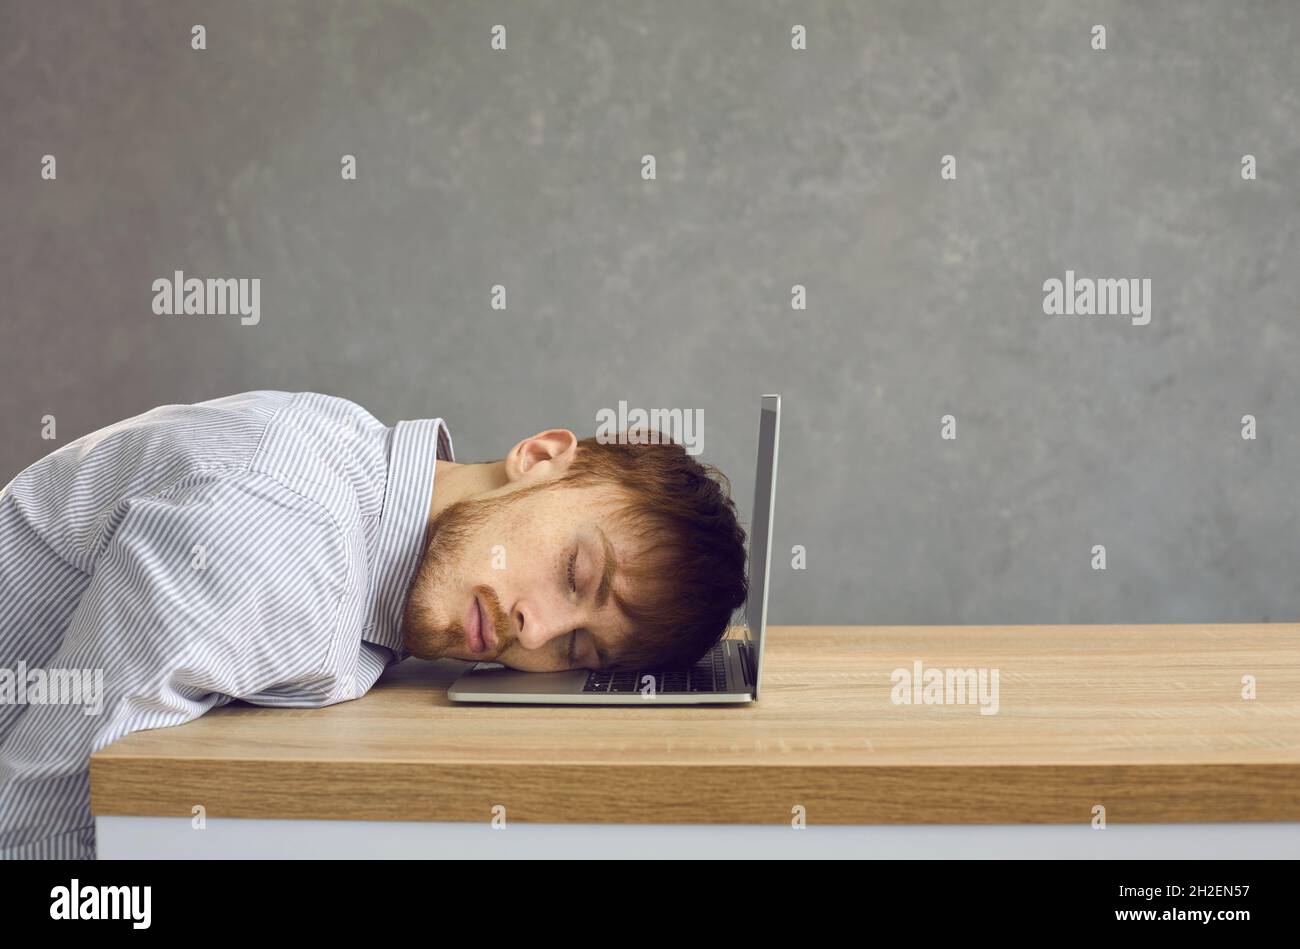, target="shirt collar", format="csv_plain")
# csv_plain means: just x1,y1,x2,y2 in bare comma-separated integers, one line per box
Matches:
363,417,454,657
